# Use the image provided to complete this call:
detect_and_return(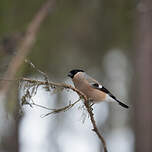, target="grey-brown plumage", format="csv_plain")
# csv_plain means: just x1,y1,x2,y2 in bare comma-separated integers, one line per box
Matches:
68,69,129,109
